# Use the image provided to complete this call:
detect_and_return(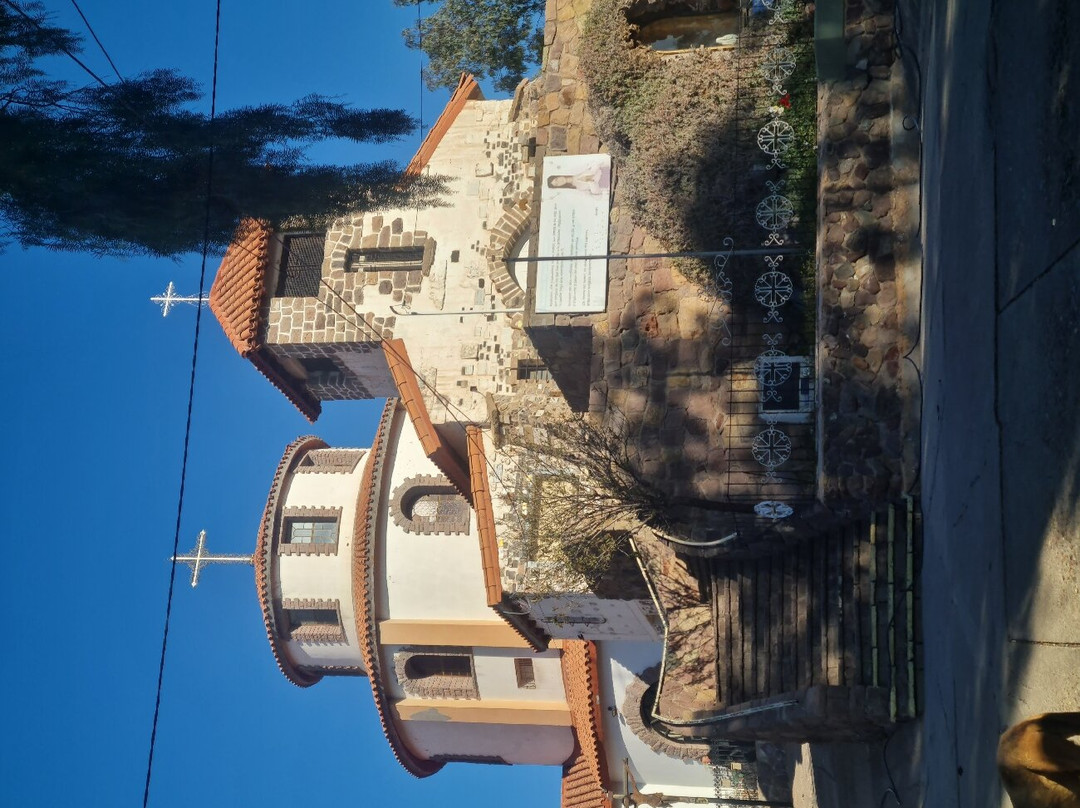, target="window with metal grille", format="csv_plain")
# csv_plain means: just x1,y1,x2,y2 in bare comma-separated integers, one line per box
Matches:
286,518,337,546
275,234,325,297
514,658,536,689
517,362,552,381
345,246,424,272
